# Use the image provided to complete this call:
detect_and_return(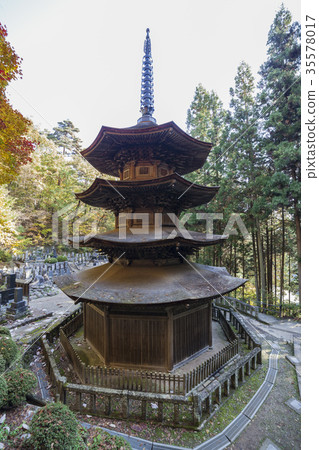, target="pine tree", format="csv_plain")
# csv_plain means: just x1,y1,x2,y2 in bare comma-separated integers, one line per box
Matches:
258,4,301,303
186,84,226,186
47,119,82,155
